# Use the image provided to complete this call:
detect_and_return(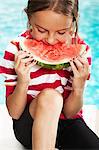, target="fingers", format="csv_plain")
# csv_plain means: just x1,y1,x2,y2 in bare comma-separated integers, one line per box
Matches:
77,56,90,75
73,58,84,72
70,56,89,77
26,60,37,72
78,56,89,69
70,60,79,76
25,59,37,67
15,51,30,61
15,51,36,68
15,51,29,68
